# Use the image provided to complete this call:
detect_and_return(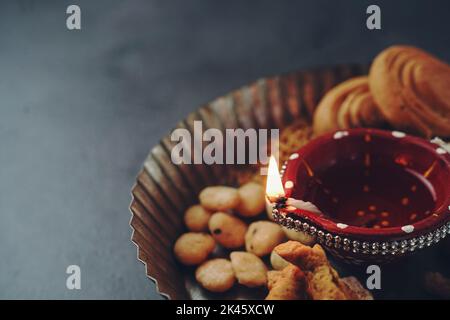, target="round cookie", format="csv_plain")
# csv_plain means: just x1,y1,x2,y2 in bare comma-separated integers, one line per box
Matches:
184,204,212,232
199,186,240,211
313,76,385,136
173,232,215,266
230,251,268,287
369,45,450,137
236,182,265,217
208,212,247,249
245,221,286,257
195,259,236,293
